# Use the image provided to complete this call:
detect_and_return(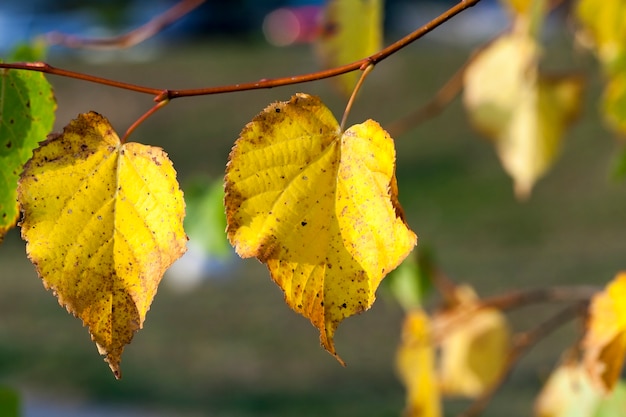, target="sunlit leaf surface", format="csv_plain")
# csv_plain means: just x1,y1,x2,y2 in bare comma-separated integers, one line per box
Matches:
583,272,626,393
19,112,187,378
225,93,416,362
